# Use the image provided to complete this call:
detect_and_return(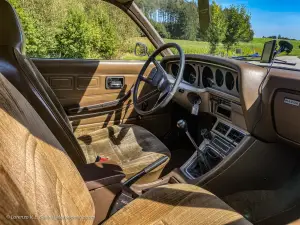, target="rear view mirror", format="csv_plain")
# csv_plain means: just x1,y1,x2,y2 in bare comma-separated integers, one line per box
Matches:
278,40,293,54
134,42,148,57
